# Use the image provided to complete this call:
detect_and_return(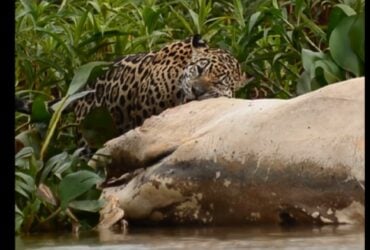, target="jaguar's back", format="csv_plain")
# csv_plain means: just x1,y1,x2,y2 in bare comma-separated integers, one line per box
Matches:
73,35,247,149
